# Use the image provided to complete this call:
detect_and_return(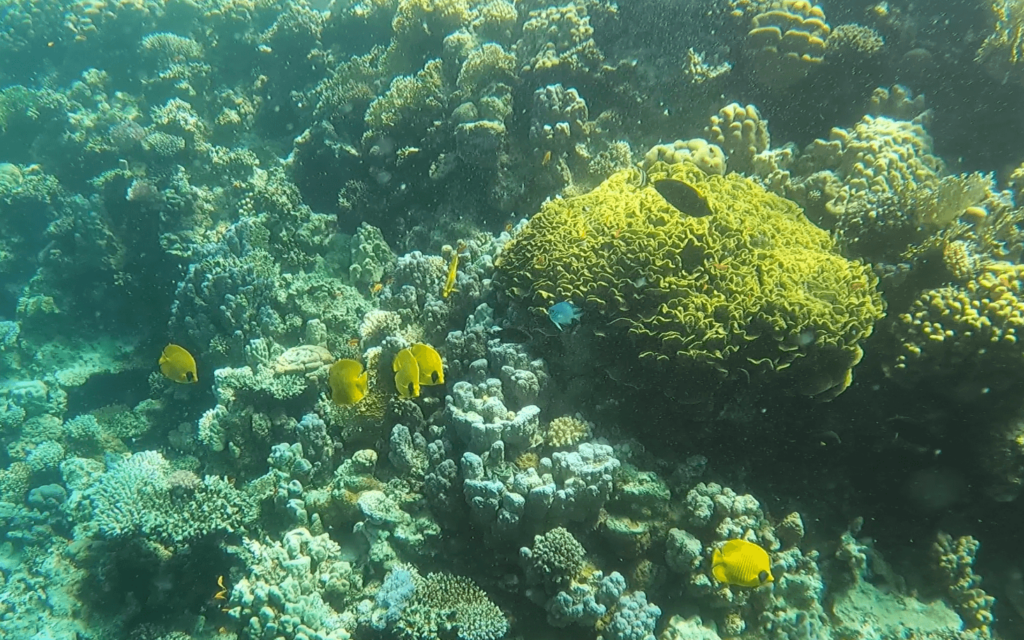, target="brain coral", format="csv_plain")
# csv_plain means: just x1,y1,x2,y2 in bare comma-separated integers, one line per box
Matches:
496,162,883,403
